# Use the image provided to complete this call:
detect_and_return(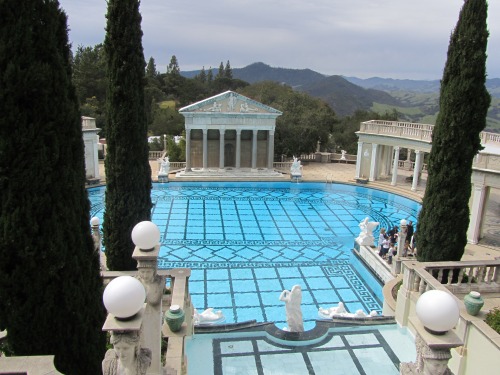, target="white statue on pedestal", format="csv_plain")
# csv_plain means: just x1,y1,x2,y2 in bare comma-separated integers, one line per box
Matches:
318,302,378,319
290,156,302,178
158,156,170,176
279,285,304,332
102,331,152,375
193,308,225,325
340,150,347,160
355,217,380,246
